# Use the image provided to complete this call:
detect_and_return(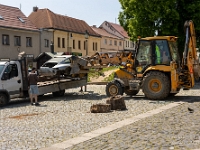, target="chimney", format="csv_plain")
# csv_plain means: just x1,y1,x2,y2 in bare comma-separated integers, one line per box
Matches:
93,25,97,28
33,6,38,12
